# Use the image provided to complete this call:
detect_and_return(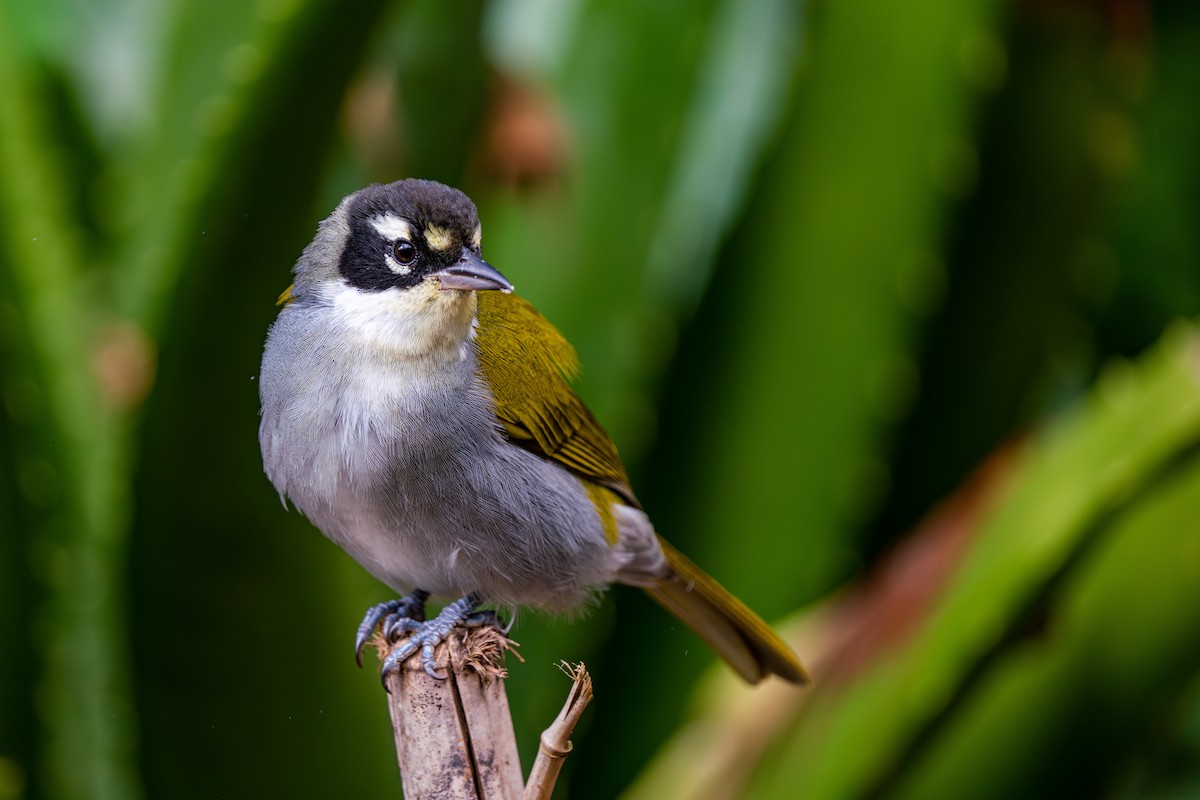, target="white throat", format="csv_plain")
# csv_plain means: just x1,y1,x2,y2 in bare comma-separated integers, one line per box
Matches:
323,279,477,362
